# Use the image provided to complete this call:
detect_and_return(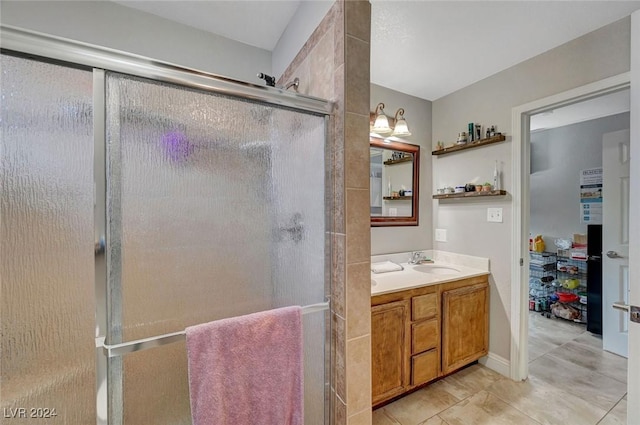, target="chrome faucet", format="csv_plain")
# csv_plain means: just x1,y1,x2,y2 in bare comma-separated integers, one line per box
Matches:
409,251,426,264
